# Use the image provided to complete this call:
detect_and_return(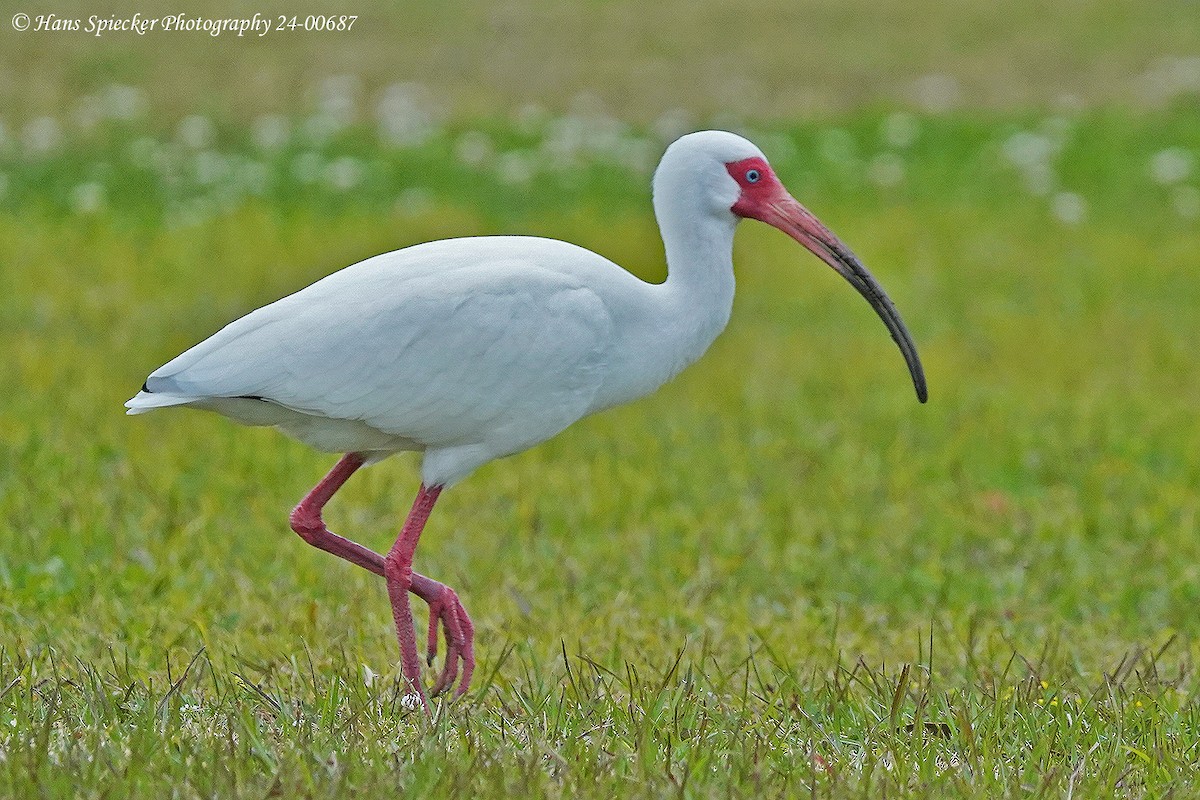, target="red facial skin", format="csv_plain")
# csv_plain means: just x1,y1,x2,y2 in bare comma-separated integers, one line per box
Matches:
726,156,784,217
